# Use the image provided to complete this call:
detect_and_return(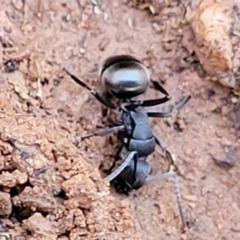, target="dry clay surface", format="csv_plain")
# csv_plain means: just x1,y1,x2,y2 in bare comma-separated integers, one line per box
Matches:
0,0,240,239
